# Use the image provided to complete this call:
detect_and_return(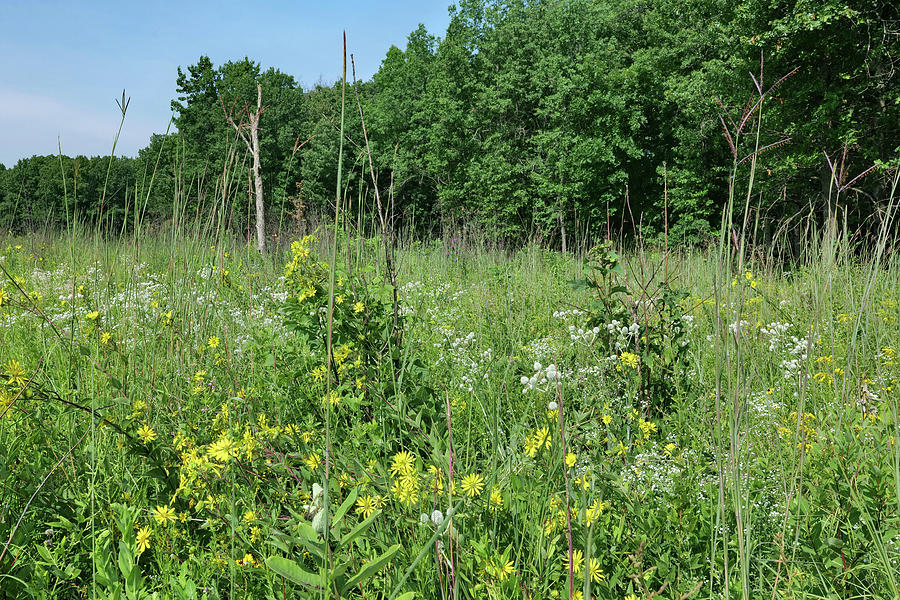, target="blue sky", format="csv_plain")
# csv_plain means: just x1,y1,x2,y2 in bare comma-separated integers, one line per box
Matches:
0,1,451,167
